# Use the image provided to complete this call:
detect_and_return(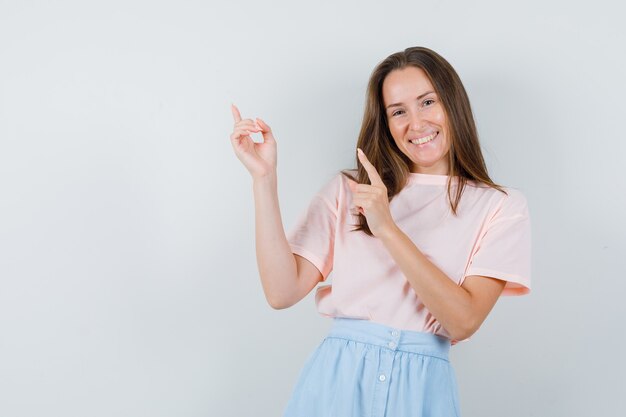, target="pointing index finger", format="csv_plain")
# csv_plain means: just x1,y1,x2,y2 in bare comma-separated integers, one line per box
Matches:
357,148,384,186
231,103,242,123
